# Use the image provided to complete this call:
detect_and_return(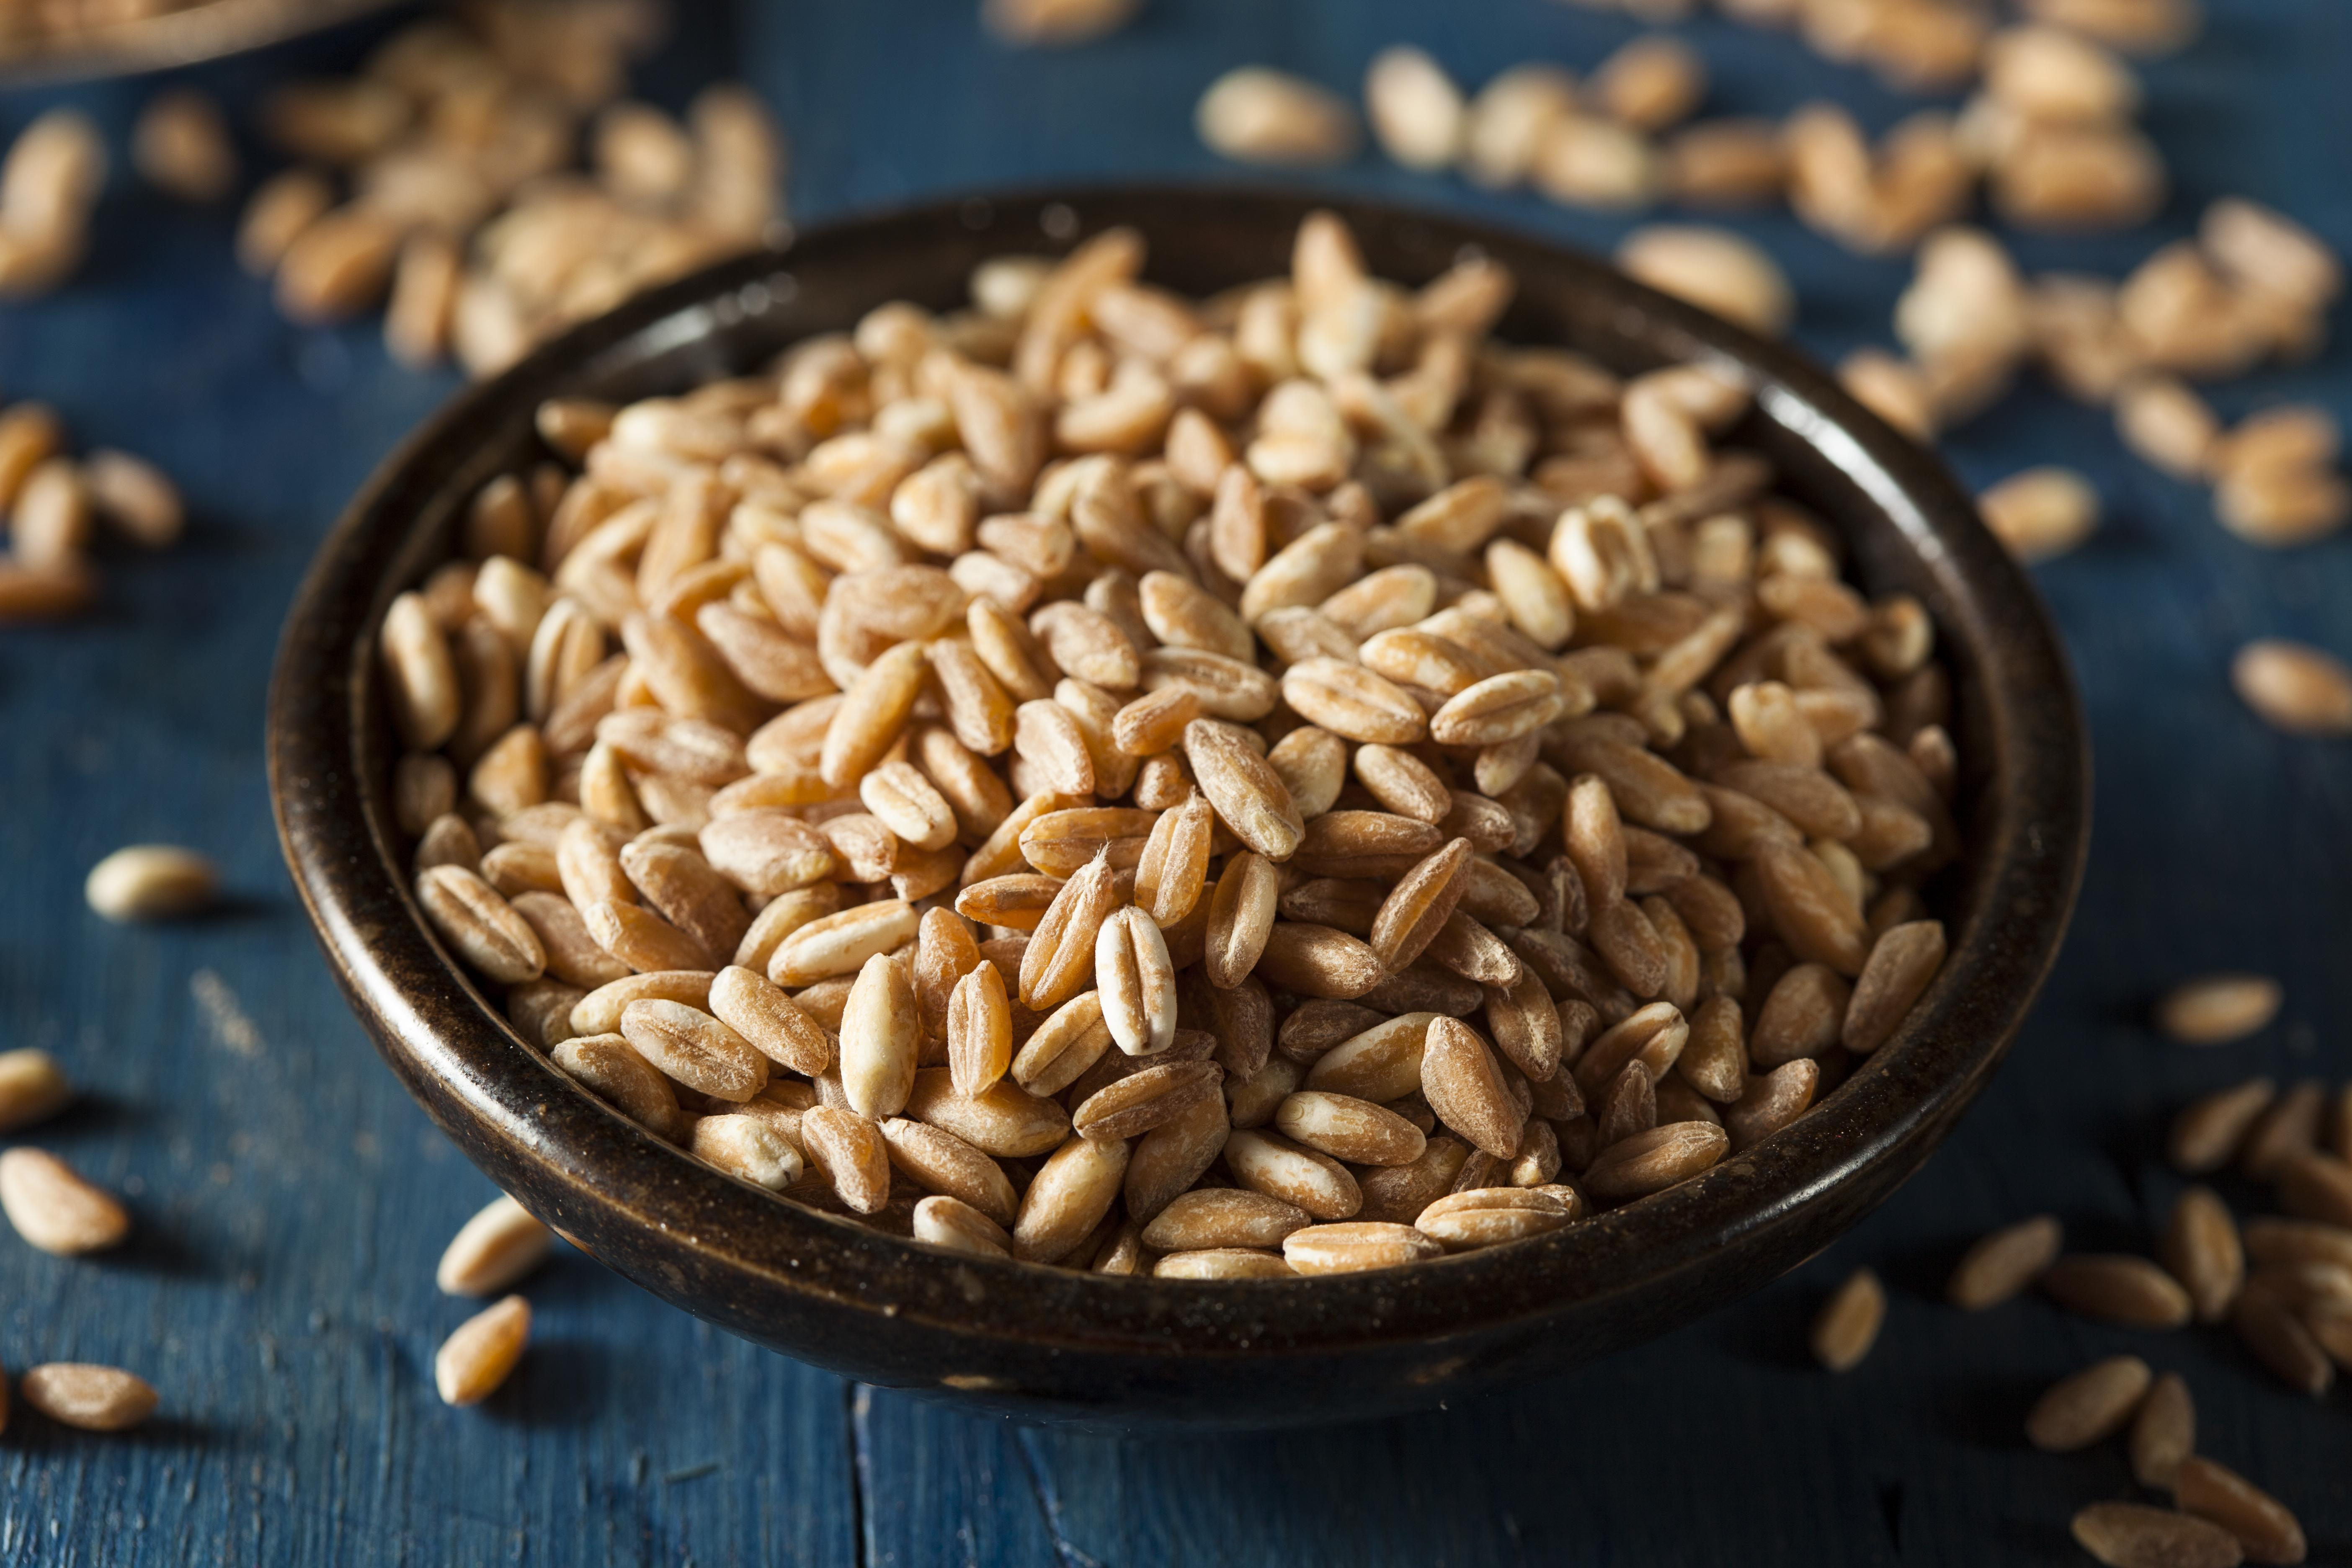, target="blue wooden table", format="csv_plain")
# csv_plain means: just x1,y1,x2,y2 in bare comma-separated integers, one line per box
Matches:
3,2,2347,1562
